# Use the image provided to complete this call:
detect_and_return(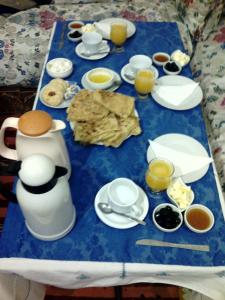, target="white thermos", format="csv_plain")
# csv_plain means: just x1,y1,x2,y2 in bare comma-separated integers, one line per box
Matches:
15,154,76,241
